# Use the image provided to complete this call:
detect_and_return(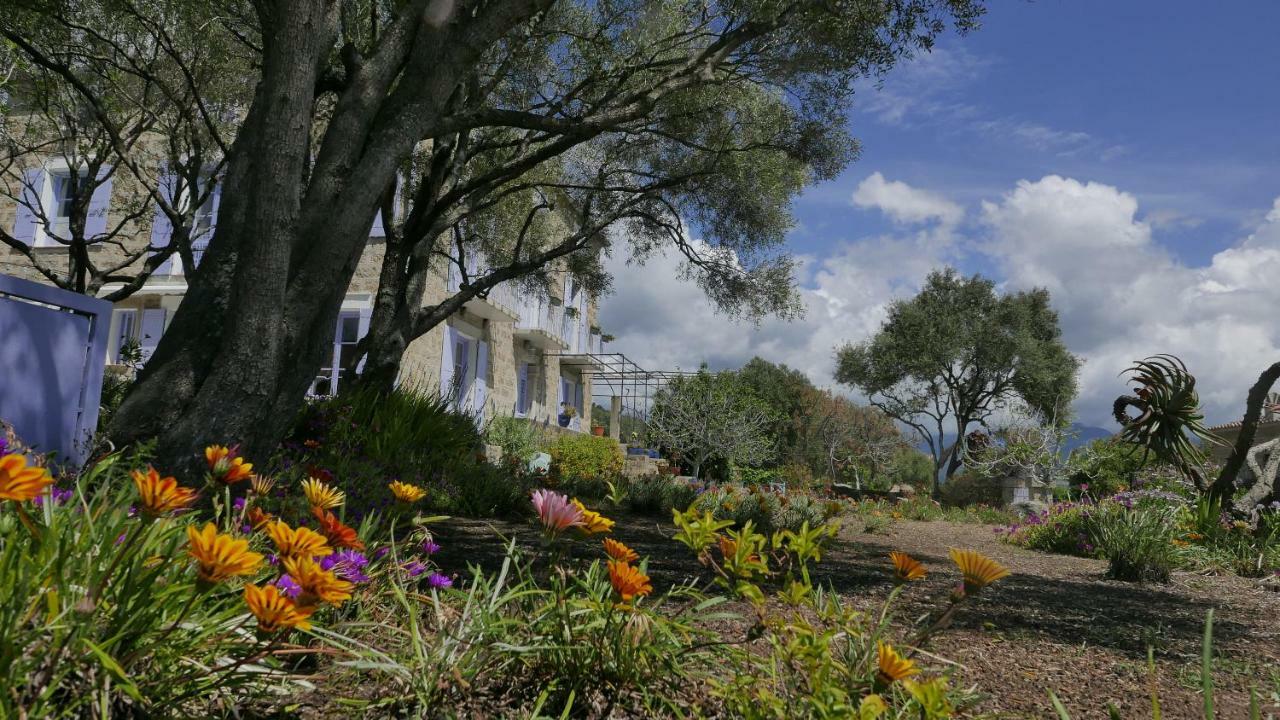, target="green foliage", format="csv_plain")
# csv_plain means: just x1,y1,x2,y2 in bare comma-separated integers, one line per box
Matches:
940,471,1002,507
887,448,935,492
1003,502,1098,556
0,450,297,717
625,475,700,517
484,416,544,463
735,357,816,464
836,269,1080,489
1112,355,1218,485
1086,503,1179,582
648,368,776,479
548,433,624,484
446,462,534,519
1066,438,1150,496
284,386,482,515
